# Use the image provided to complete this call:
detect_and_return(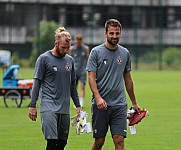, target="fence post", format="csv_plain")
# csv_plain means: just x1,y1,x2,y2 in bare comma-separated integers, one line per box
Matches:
158,0,163,70
133,0,139,70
